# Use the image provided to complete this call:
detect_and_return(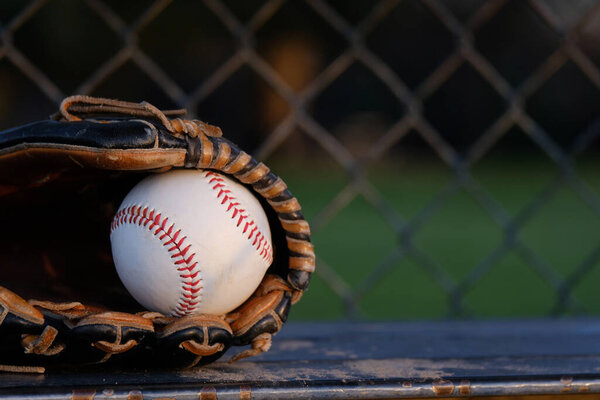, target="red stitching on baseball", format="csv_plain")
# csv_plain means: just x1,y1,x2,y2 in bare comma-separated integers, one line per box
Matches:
243,221,254,234
111,205,202,317
205,171,273,265
248,226,257,240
